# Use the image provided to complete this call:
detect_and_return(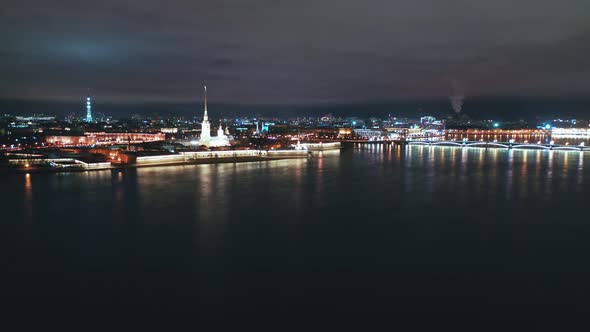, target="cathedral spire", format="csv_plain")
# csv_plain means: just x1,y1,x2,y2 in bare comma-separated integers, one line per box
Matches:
203,85,208,121
199,85,211,143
